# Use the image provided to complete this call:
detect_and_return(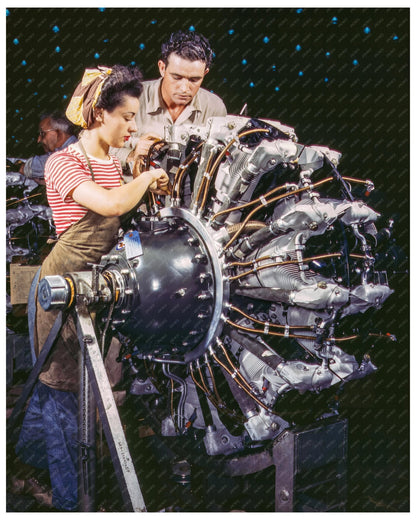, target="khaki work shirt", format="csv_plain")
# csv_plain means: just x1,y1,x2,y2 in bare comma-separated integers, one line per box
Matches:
111,78,227,167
